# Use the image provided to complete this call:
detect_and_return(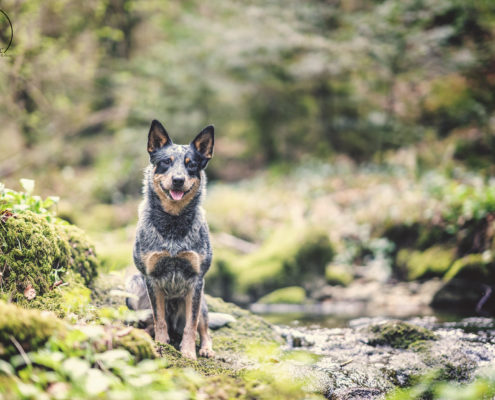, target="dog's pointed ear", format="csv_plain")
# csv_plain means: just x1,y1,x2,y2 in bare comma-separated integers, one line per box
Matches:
191,125,214,167
148,120,172,154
